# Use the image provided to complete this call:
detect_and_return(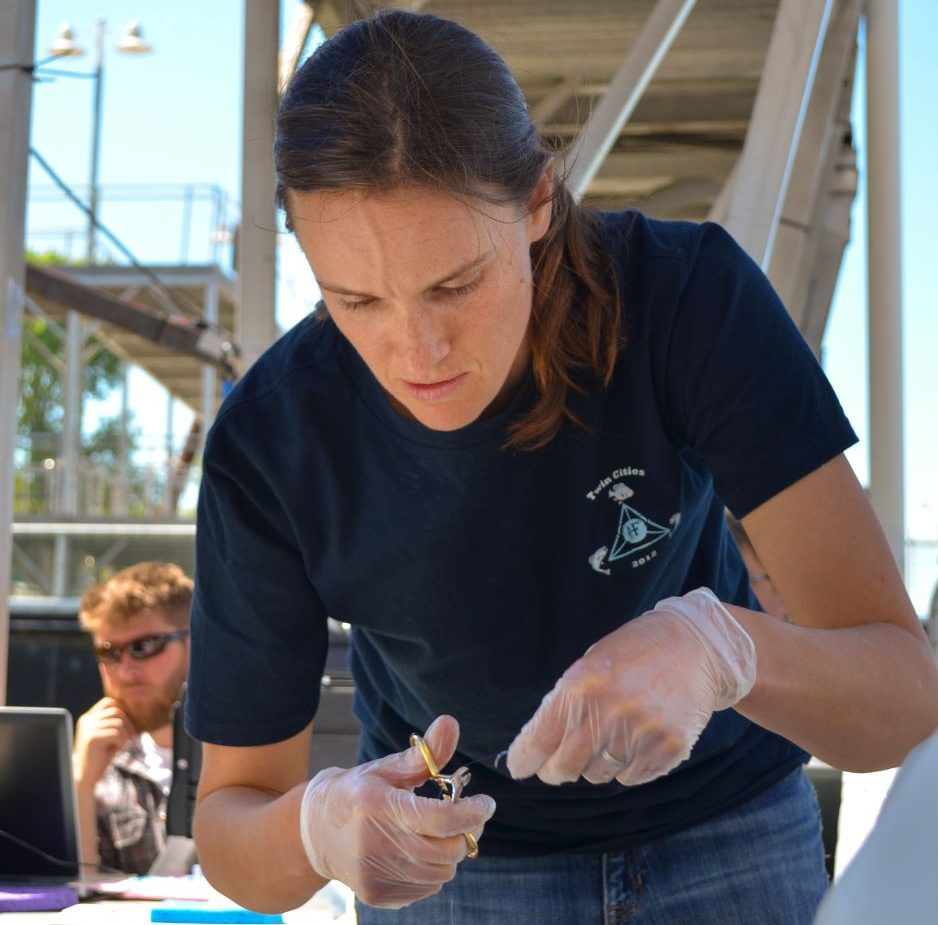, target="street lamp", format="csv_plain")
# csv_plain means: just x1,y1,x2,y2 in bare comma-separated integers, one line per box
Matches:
48,19,153,264
44,19,152,522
